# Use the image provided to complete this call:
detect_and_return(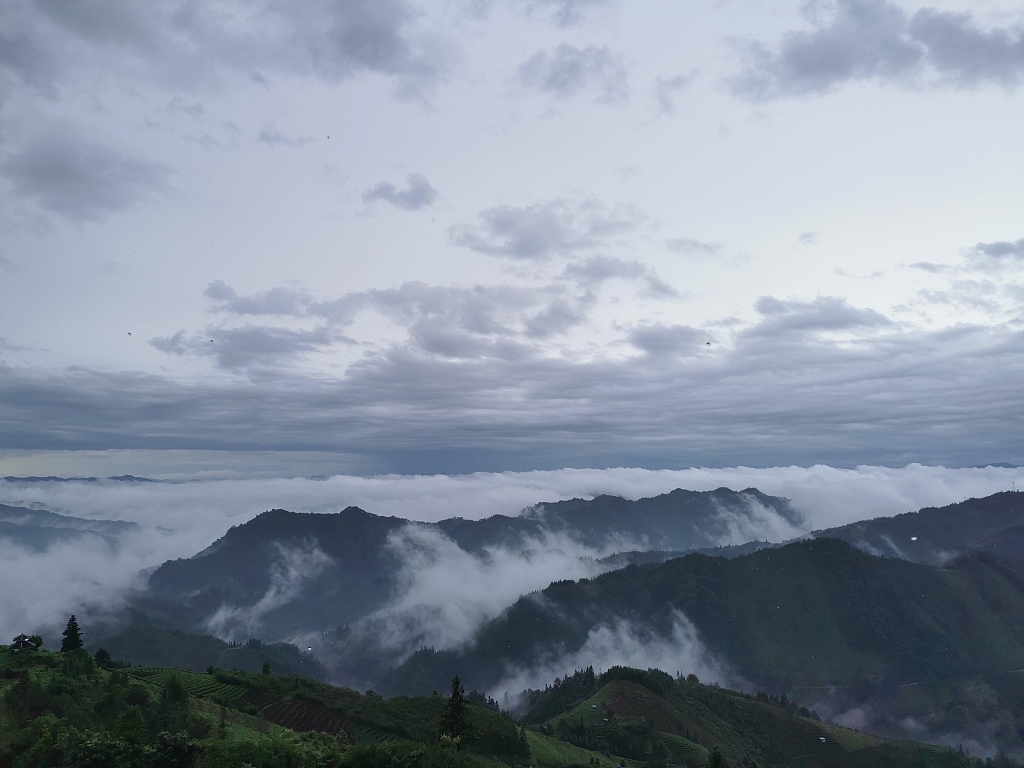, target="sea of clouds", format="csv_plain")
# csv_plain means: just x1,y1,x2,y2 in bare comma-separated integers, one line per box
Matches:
0,463,1020,641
